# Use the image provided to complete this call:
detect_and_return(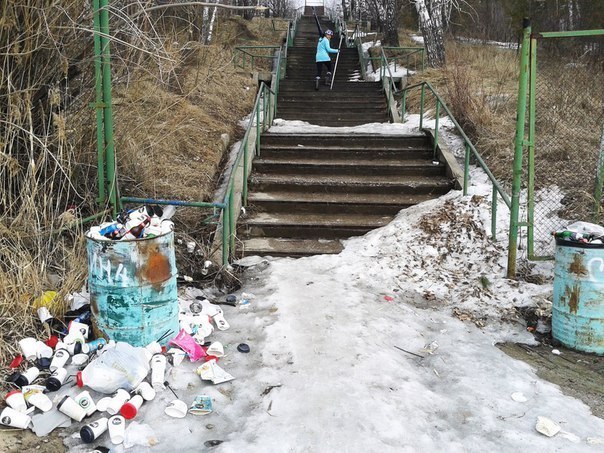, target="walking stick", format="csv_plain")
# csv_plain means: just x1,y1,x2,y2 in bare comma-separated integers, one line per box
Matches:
330,34,344,91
